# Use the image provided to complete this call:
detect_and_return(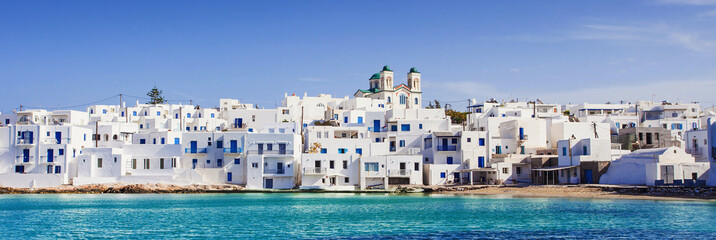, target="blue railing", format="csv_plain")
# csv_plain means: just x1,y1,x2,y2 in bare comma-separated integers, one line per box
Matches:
437,145,457,151
184,148,208,154
223,148,243,153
